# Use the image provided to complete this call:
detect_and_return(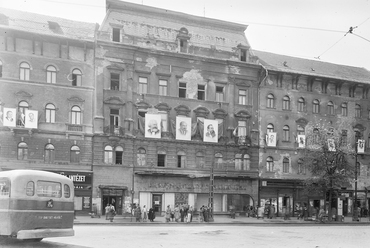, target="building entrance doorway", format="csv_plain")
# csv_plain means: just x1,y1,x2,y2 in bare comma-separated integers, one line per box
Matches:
152,194,162,214
103,196,117,215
